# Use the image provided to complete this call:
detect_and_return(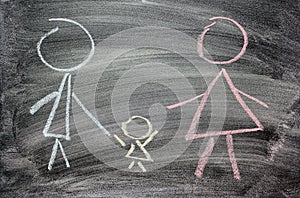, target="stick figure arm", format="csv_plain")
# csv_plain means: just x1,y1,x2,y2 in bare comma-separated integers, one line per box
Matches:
30,91,59,115
114,134,126,147
237,89,269,108
72,93,111,136
167,70,224,110
142,130,158,147
166,93,205,109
